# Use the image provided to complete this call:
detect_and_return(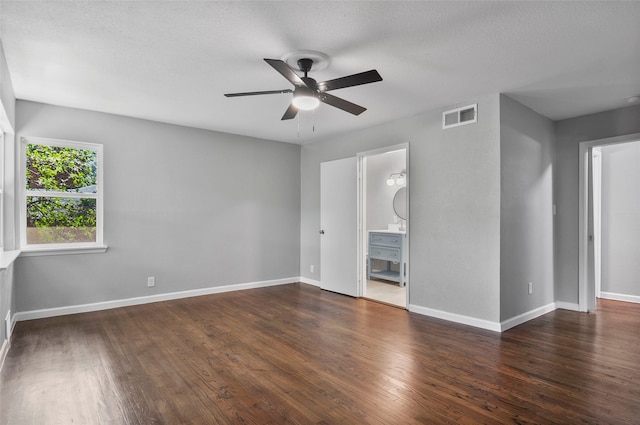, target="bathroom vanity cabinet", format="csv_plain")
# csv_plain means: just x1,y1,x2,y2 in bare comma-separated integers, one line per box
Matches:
367,231,405,286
